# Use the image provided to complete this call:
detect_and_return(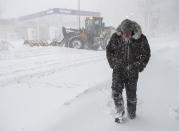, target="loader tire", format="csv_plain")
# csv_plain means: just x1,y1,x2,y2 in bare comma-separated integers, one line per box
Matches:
69,38,84,49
